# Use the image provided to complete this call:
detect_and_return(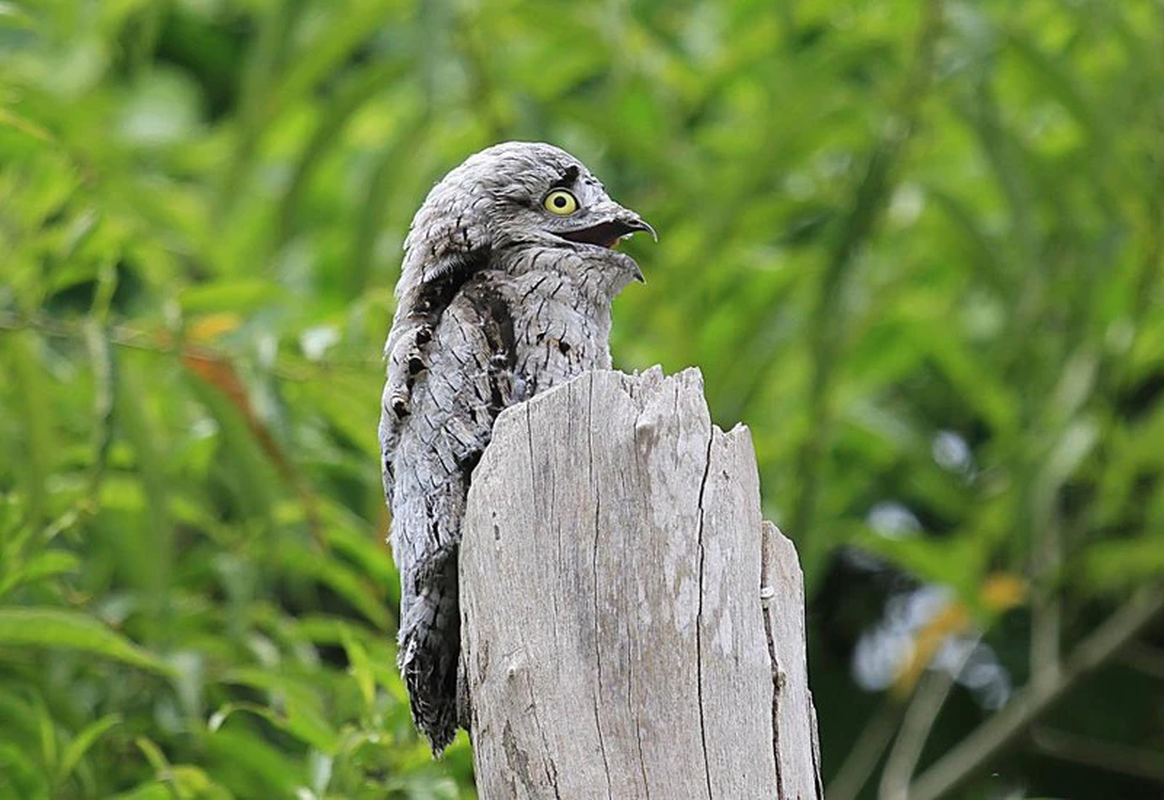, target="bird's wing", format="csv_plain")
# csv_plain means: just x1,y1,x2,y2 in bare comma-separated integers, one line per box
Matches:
383,270,520,571
379,247,489,501
383,272,520,751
